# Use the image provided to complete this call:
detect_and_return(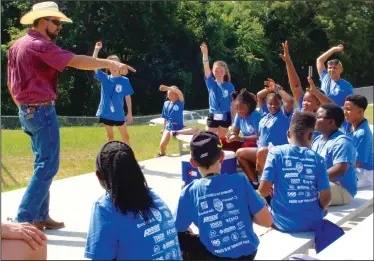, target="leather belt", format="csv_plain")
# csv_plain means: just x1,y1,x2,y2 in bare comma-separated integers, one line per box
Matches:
22,100,55,107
